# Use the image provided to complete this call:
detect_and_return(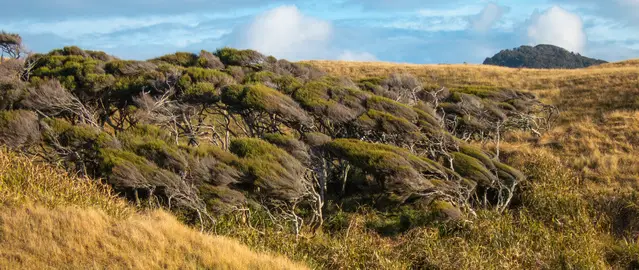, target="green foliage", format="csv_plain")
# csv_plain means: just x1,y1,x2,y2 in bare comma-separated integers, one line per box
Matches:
118,127,188,173
325,139,443,200
229,138,305,201
262,133,310,164
244,71,302,94
356,109,420,139
293,80,368,123
222,83,310,124
178,67,234,104
451,152,496,186
450,85,501,99
365,95,418,120
152,52,199,67
31,54,103,92
44,118,117,150
215,47,265,67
